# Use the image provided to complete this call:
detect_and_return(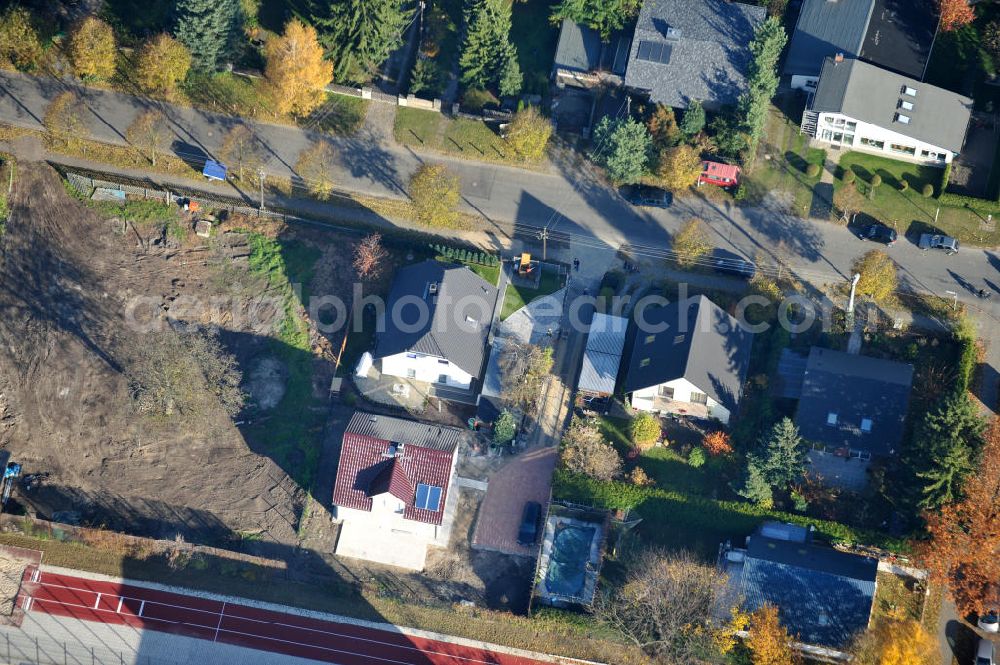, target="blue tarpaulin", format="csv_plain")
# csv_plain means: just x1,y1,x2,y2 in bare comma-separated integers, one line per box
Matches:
202,160,227,181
